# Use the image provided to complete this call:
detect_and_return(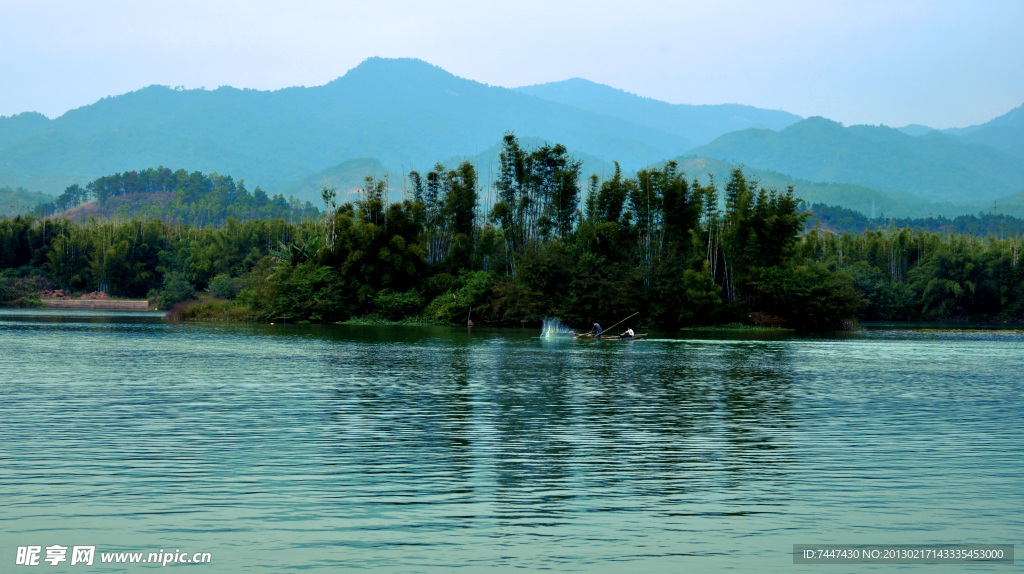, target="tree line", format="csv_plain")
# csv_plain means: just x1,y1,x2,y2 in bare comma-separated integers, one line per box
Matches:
806,203,1024,236
3,134,1024,329
34,167,318,225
